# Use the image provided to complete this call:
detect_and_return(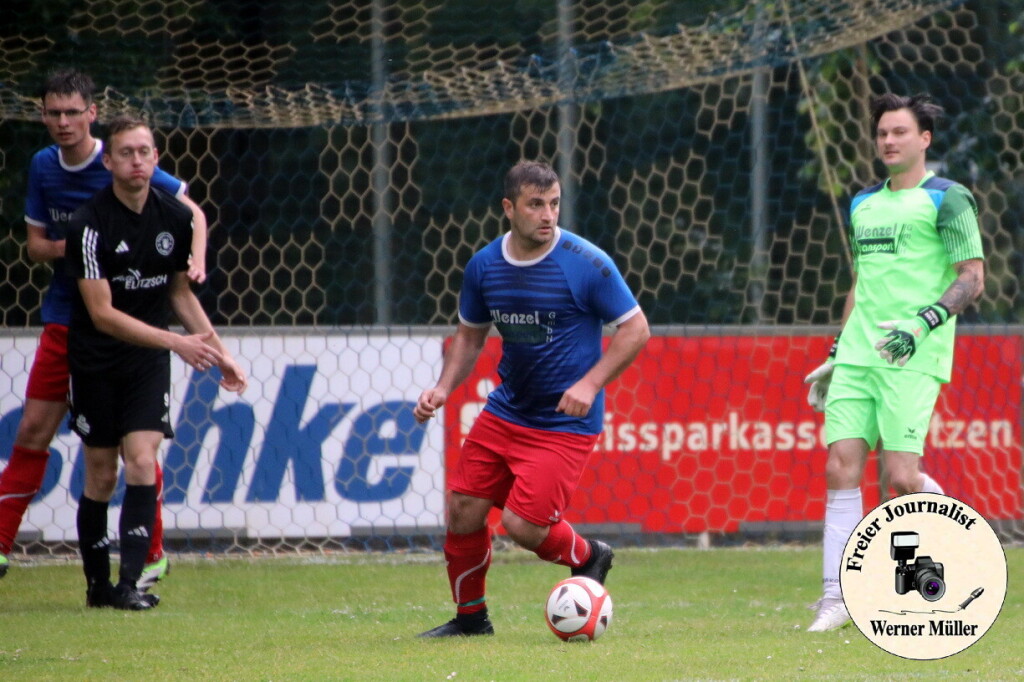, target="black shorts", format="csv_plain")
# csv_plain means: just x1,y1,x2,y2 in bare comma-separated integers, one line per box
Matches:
68,359,174,447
